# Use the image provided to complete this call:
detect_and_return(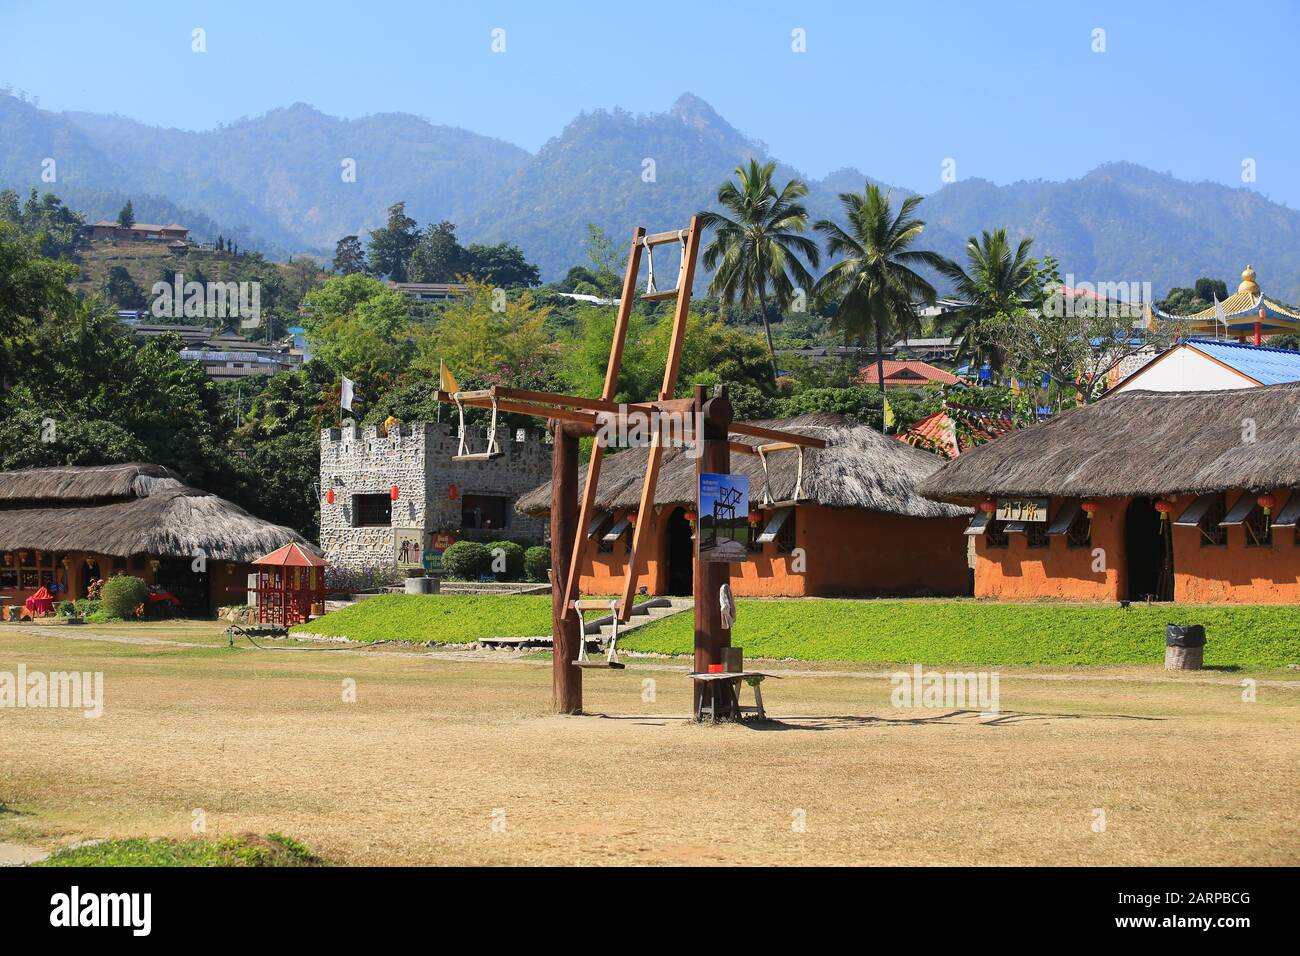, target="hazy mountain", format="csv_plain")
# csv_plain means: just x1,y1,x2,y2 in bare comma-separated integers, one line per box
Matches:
4,90,1300,296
